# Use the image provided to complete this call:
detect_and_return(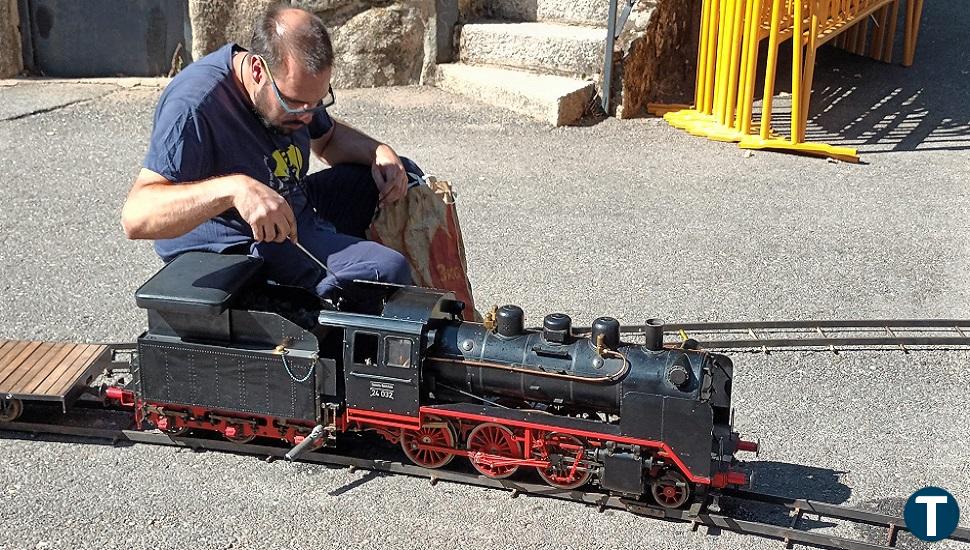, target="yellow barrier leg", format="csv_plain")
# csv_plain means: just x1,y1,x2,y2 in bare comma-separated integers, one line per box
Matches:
724,0,748,127
904,0,925,66
847,15,857,52
713,0,733,121
857,17,870,55
734,0,754,129
759,0,784,140
738,0,764,134
835,0,848,49
703,0,722,113
882,0,900,62
848,18,862,53
799,5,820,142
696,0,714,110
791,0,804,143
870,4,889,60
